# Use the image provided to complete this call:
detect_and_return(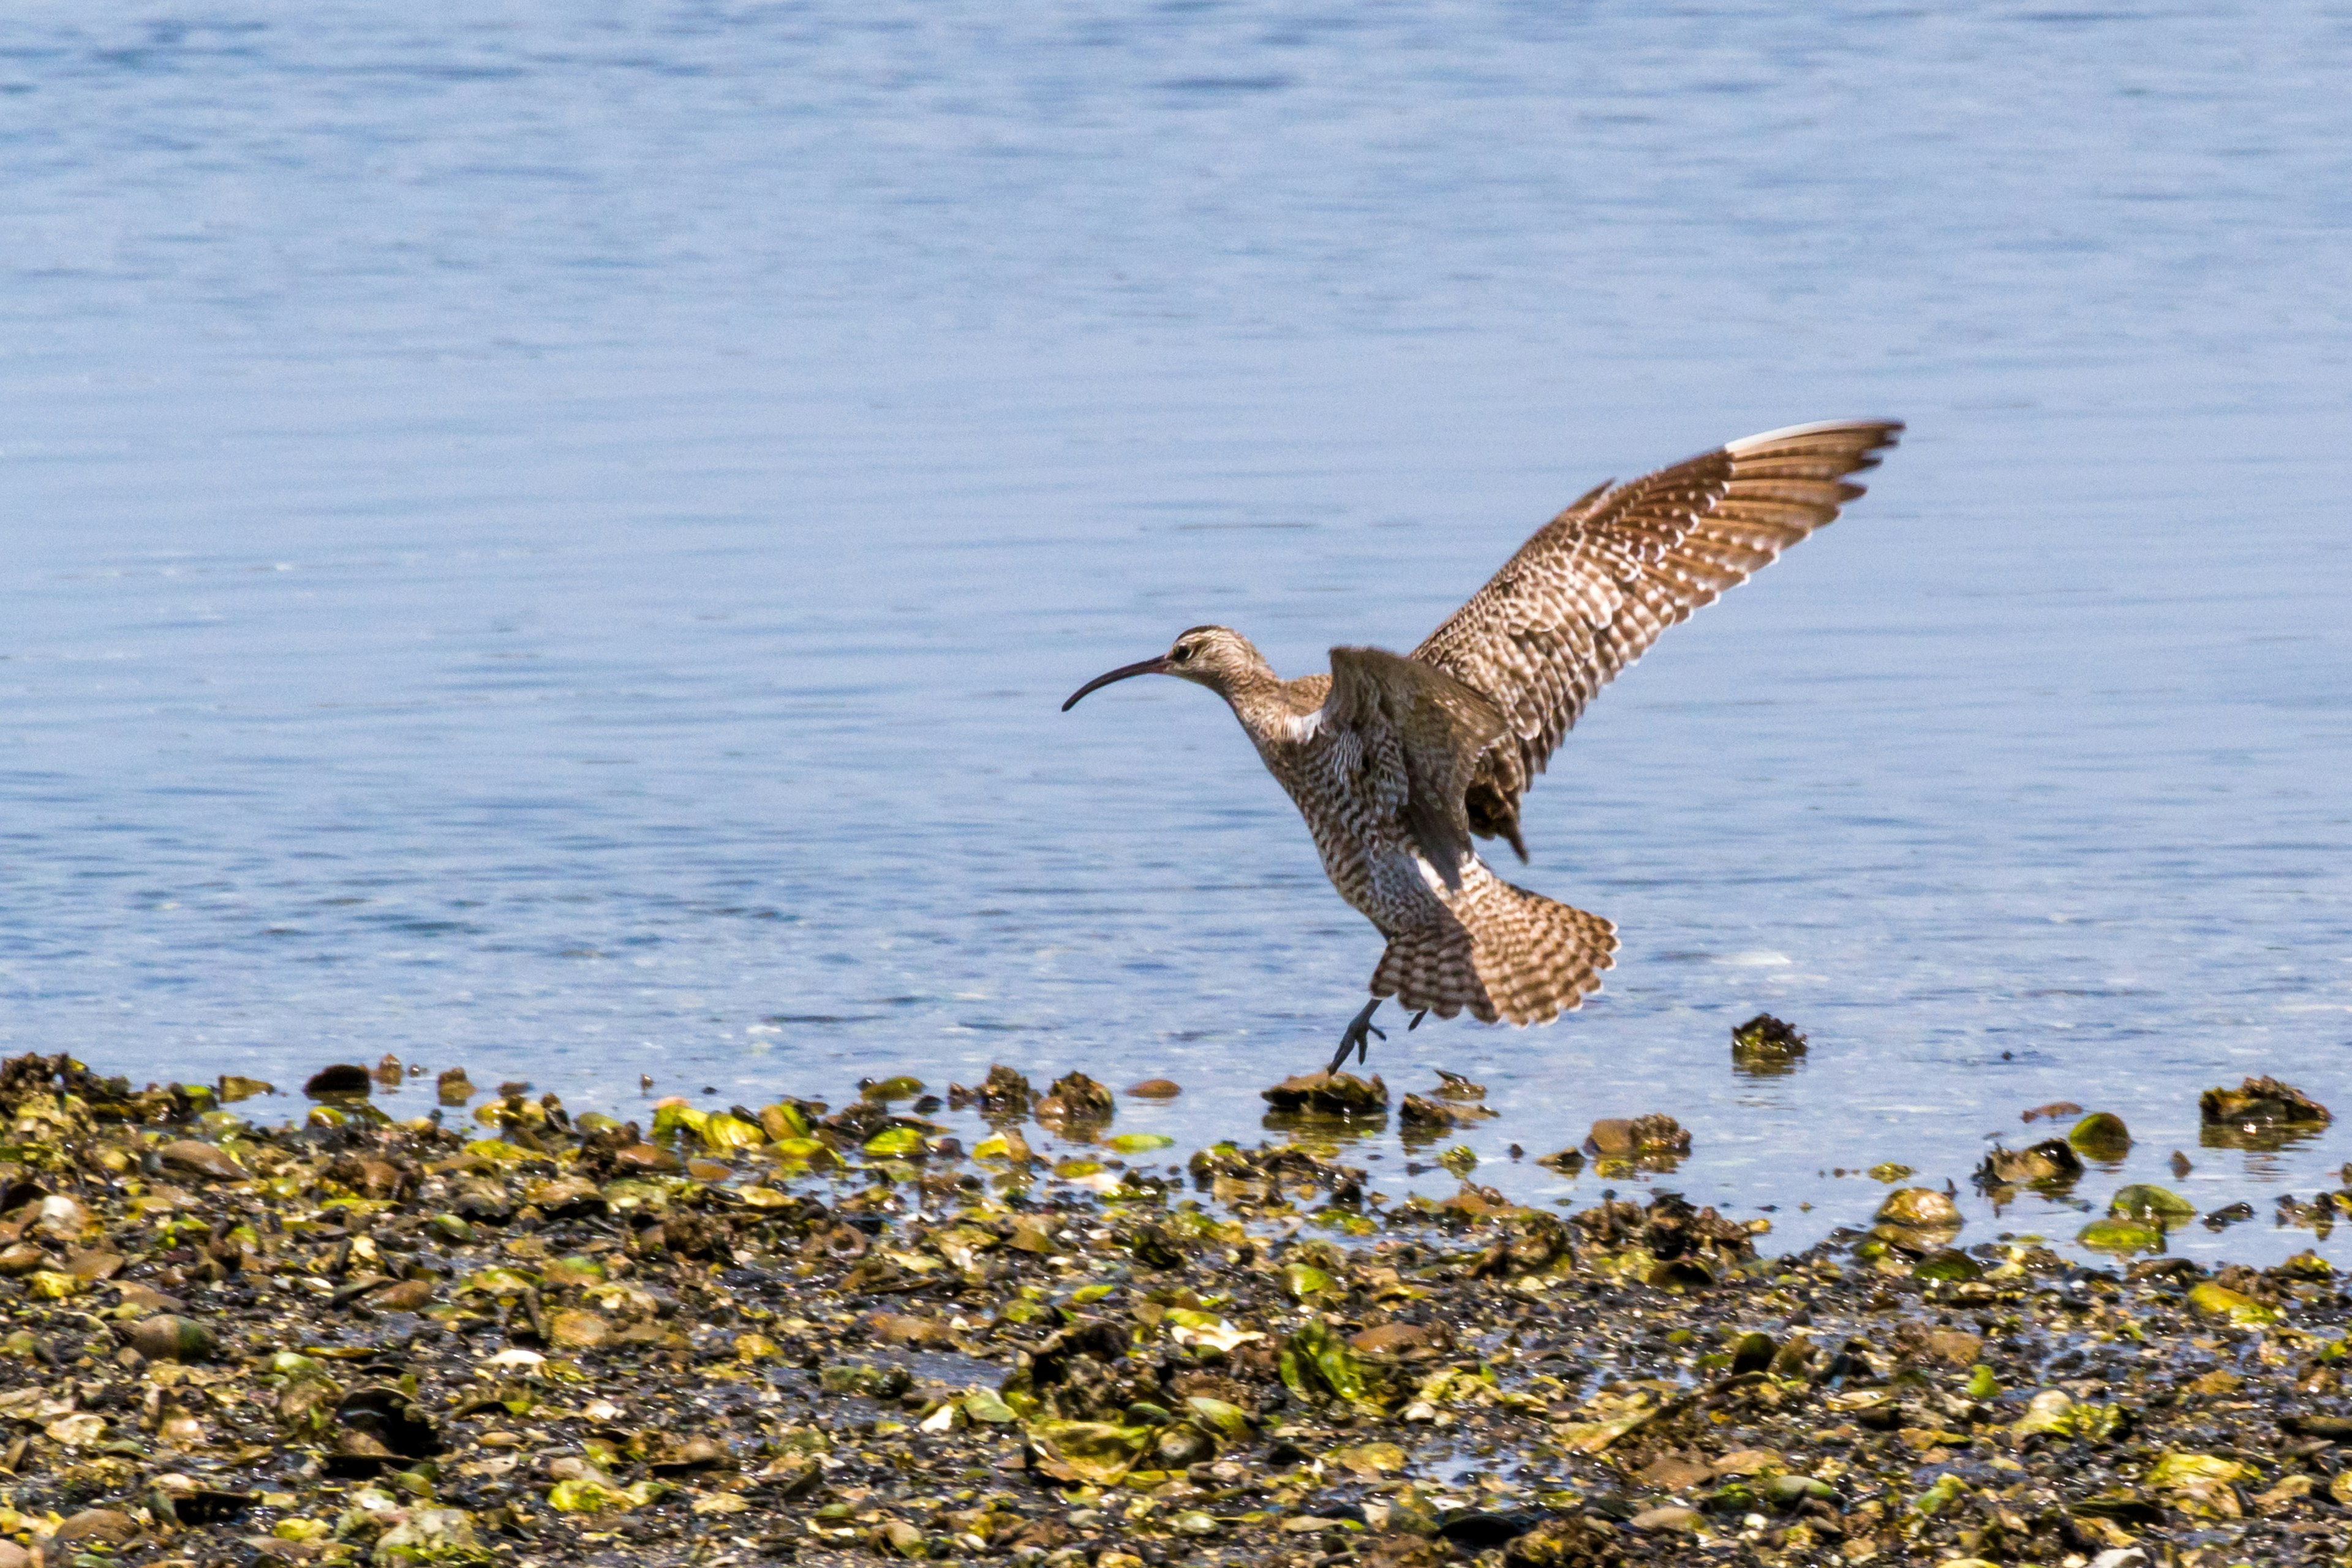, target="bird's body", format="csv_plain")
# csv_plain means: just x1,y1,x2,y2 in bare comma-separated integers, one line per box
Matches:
1064,419,1903,1065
